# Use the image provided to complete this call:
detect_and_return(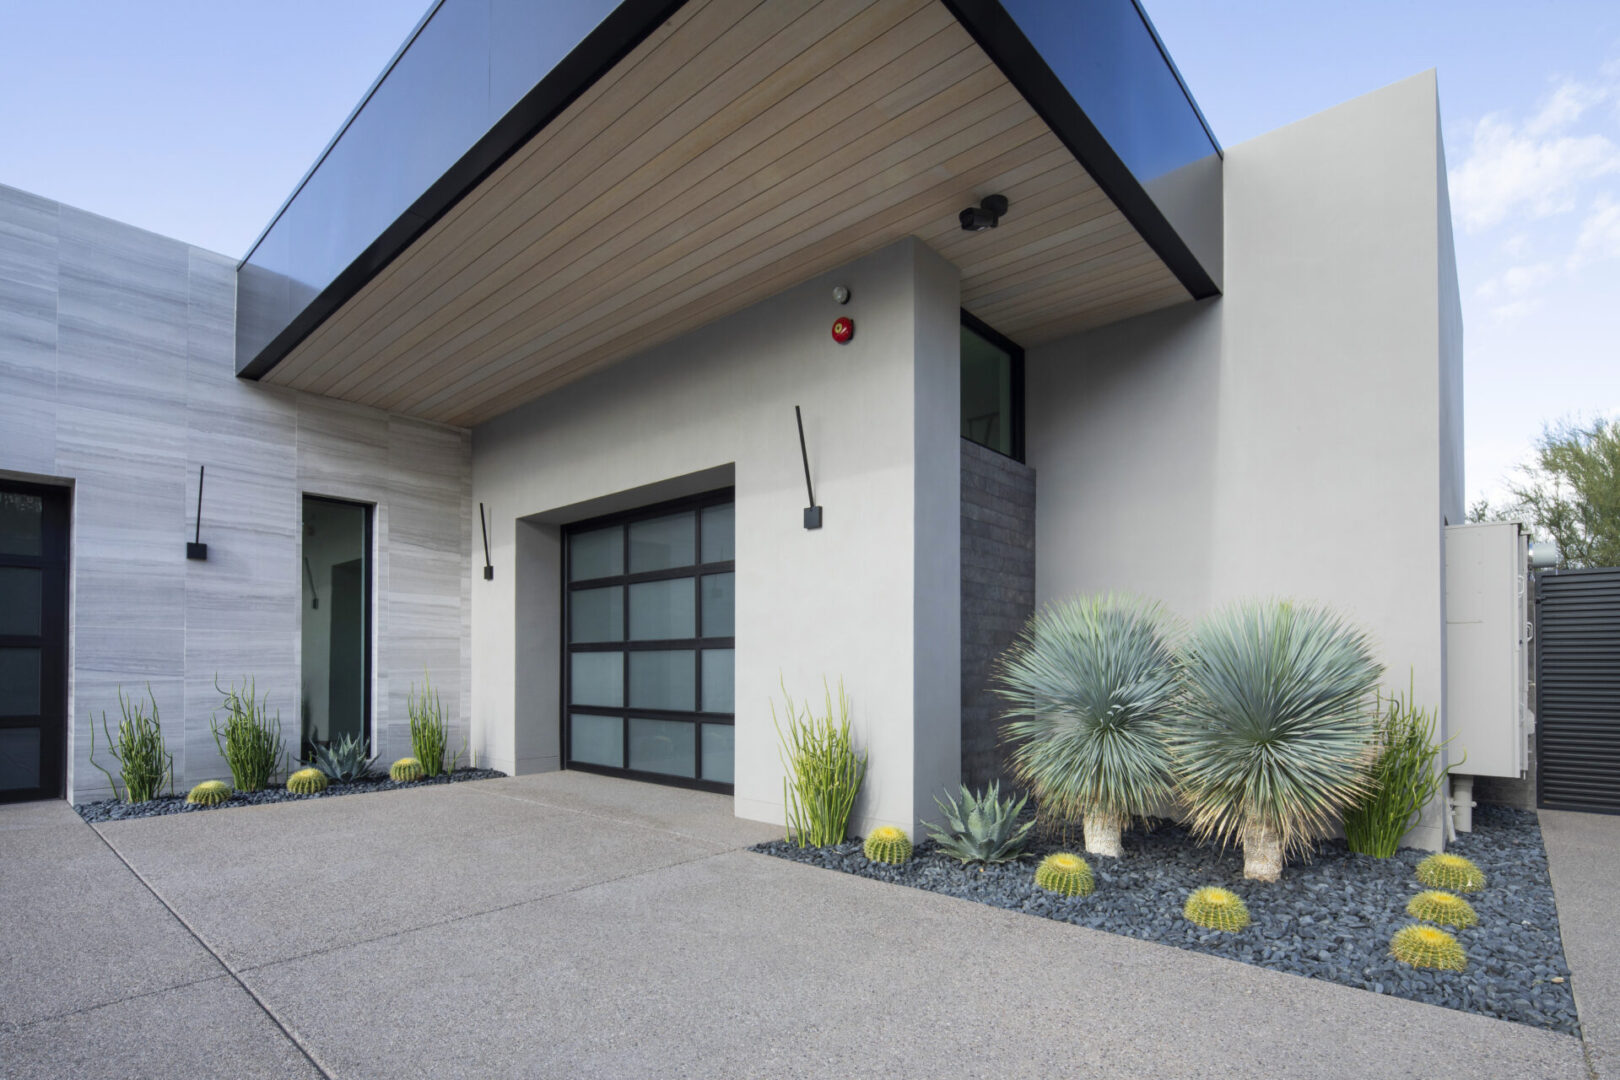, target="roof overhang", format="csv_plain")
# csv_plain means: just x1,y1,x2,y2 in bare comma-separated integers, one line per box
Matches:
237,0,1222,427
